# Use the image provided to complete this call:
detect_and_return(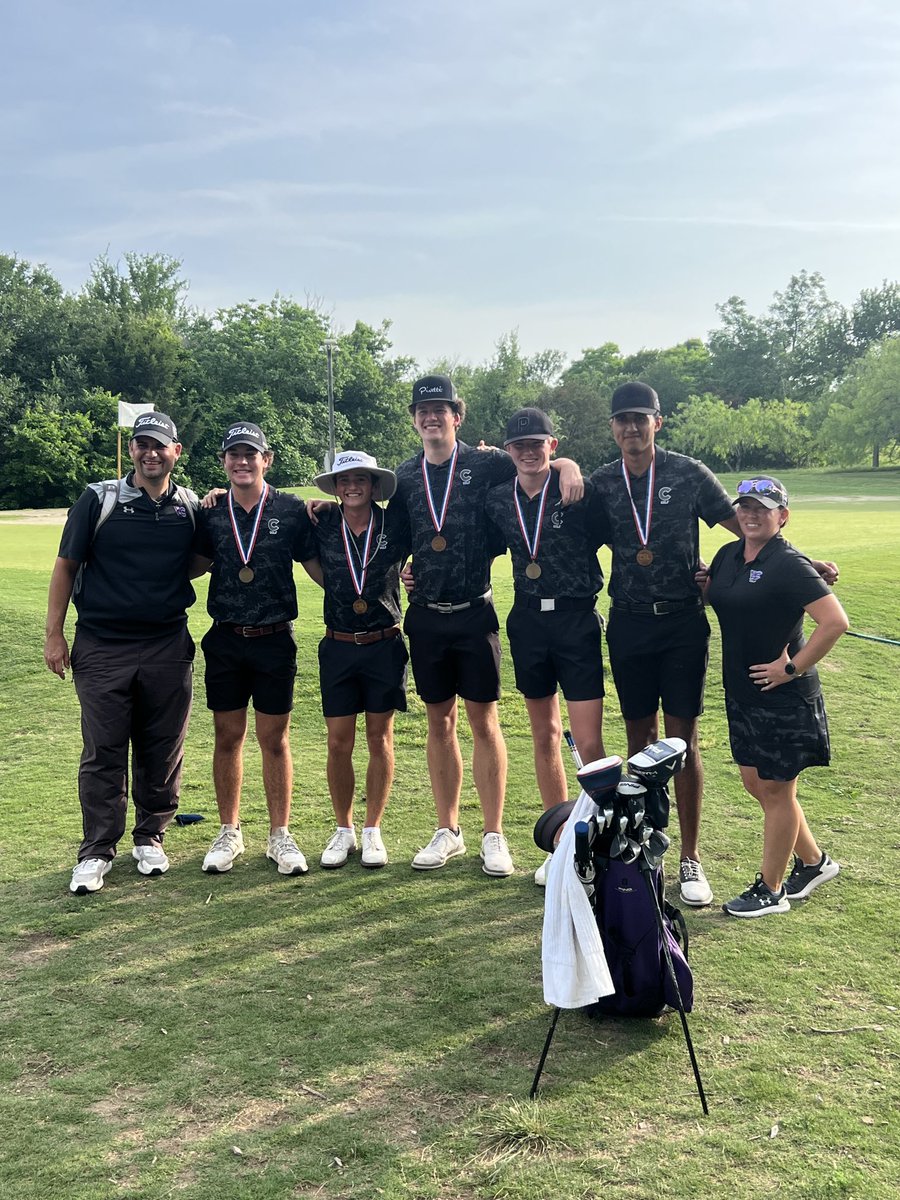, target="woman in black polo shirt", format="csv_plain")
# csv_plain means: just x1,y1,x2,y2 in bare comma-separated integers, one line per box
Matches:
705,477,848,918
